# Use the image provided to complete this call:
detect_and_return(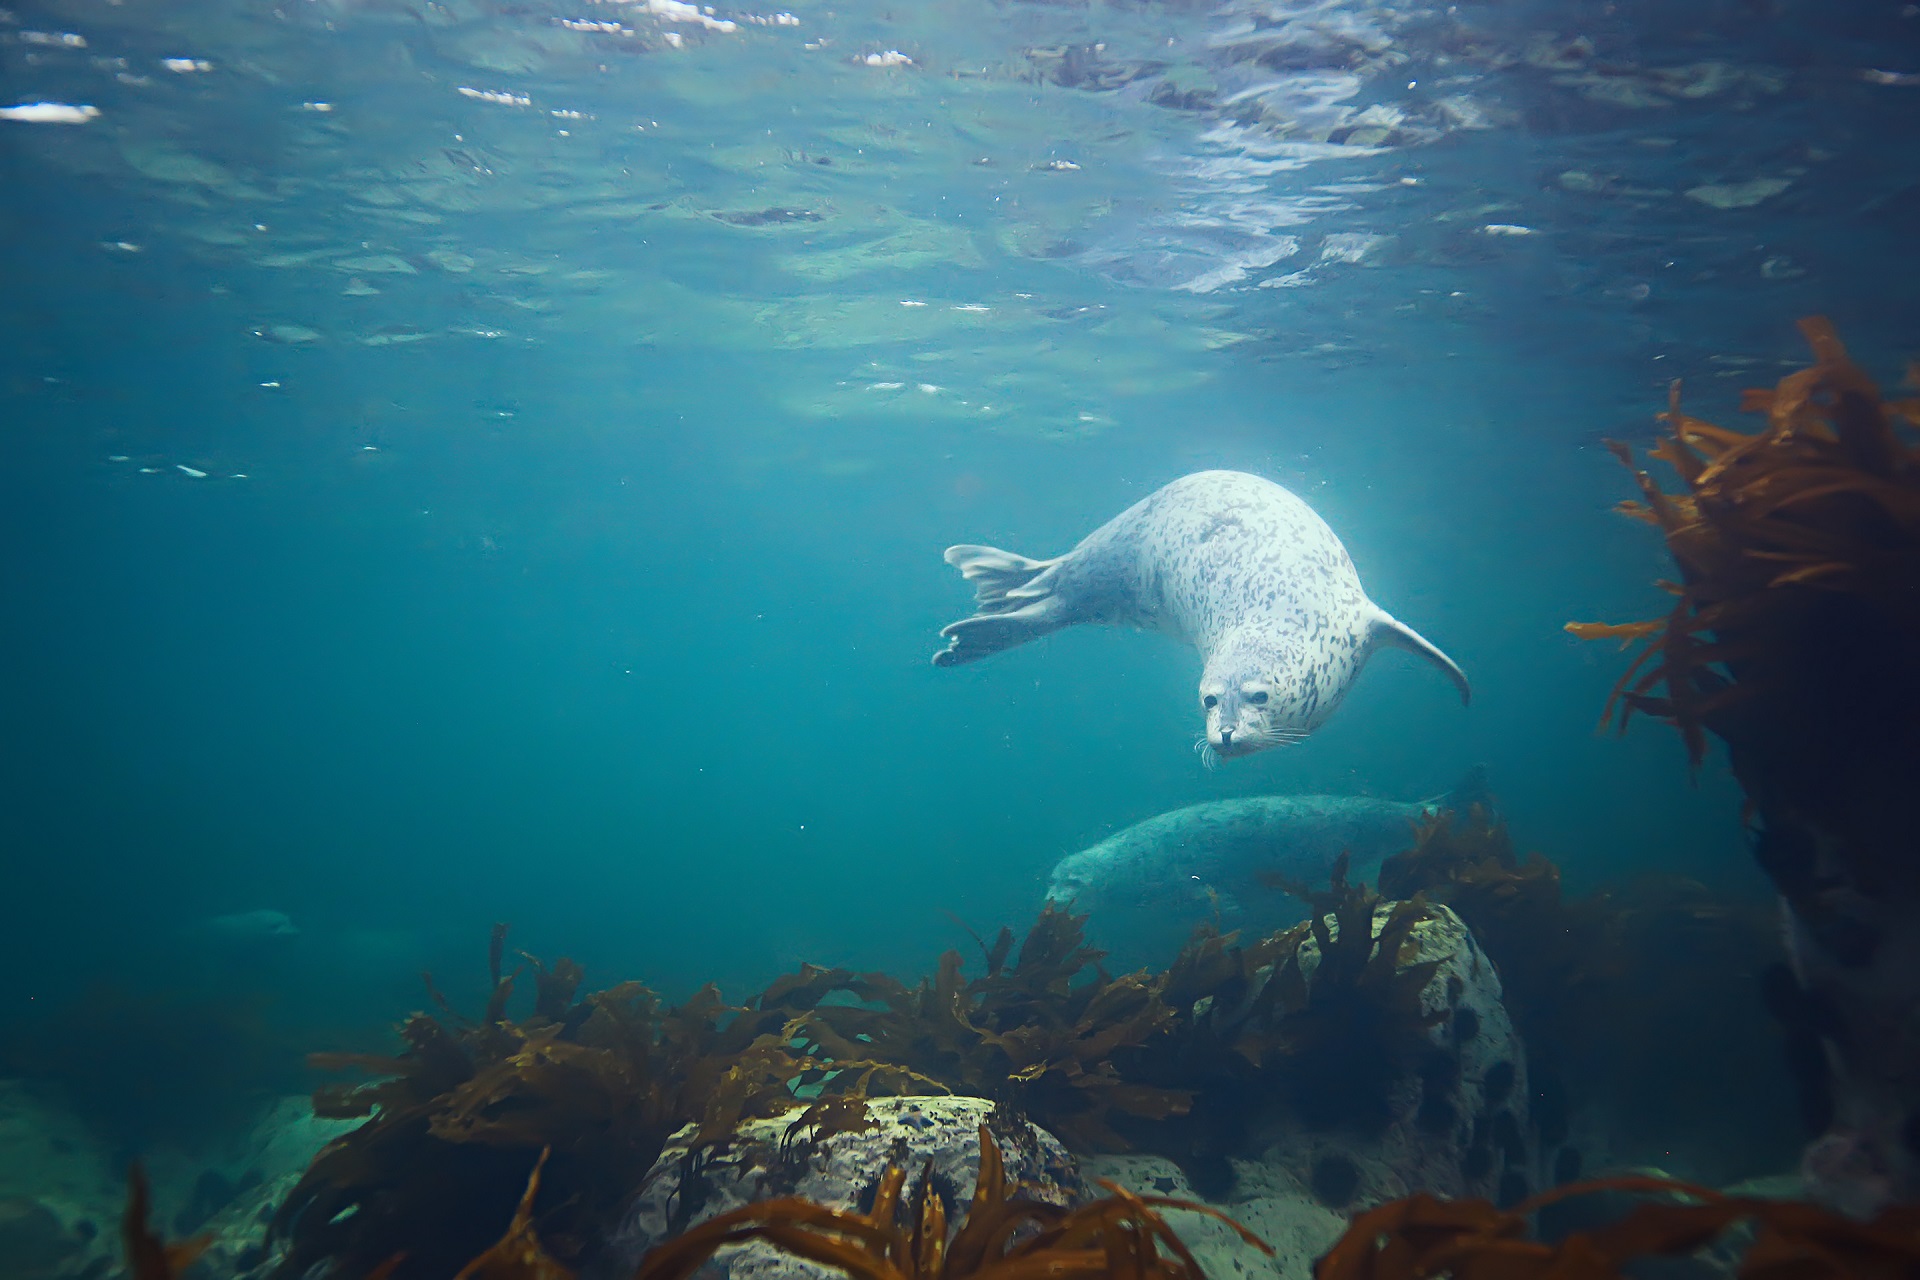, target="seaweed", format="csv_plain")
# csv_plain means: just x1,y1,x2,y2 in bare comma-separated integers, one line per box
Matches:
1566,318,1920,1196
273,892,1548,1279
1379,802,1796,1181
789,905,1195,1152
1244,856,1446,1133
1565,317,1920,892
275,930,832,1280
1314,1172,1920,1279
782,1096,878,1160
631,1124,1271,1280
123,1163,211,1280
452,1148,572,1280
1378,807,1608,1063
